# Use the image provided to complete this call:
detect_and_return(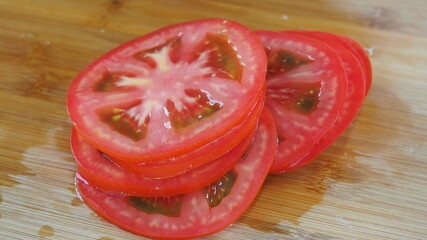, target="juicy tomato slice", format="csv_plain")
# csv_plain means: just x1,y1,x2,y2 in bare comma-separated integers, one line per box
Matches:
281,31,372,94
76,108,277,239
311,32,371,95
280,31,367,172
73,126,255,197
255,31,348,173
336,34,372,95
111,94,264,178
67,19,267,162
